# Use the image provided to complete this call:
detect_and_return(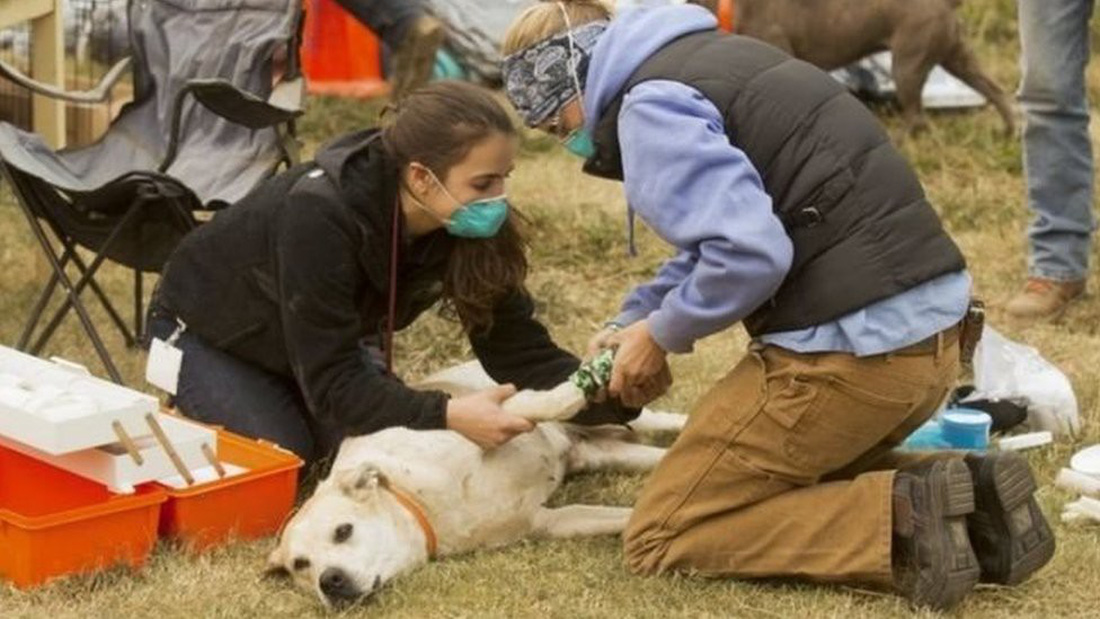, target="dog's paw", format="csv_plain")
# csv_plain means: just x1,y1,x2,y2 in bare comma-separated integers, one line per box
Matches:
503,382,586,422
